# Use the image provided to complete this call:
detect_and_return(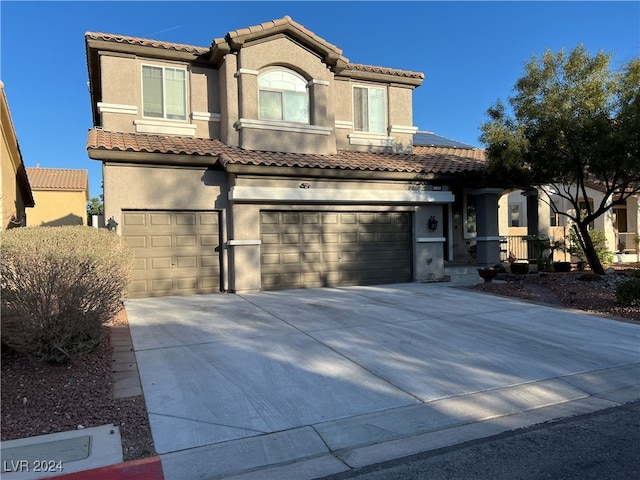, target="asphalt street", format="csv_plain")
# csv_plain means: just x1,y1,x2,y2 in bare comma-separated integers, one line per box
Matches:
320,401,640,480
